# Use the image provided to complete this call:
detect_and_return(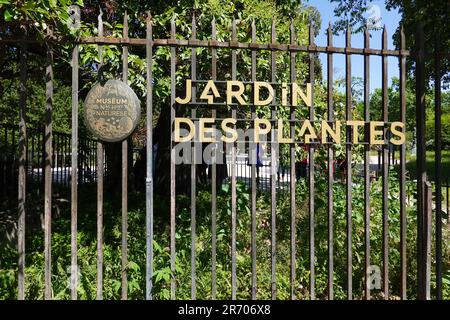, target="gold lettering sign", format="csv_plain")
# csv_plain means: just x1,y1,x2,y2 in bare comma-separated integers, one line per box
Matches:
84,80,141,142
173,79,407,146
174,118,406,145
